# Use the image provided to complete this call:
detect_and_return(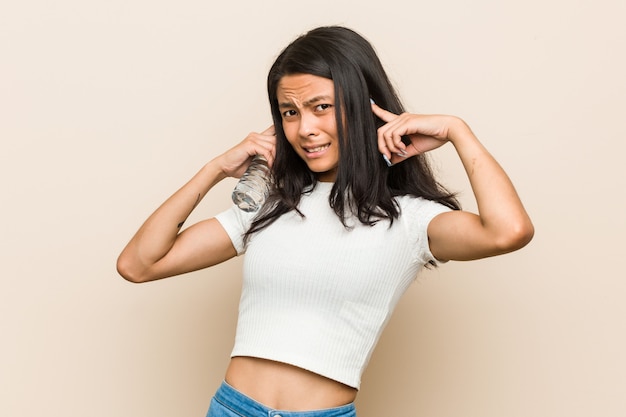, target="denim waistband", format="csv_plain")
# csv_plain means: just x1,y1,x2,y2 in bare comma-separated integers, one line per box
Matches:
213,381,356,417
